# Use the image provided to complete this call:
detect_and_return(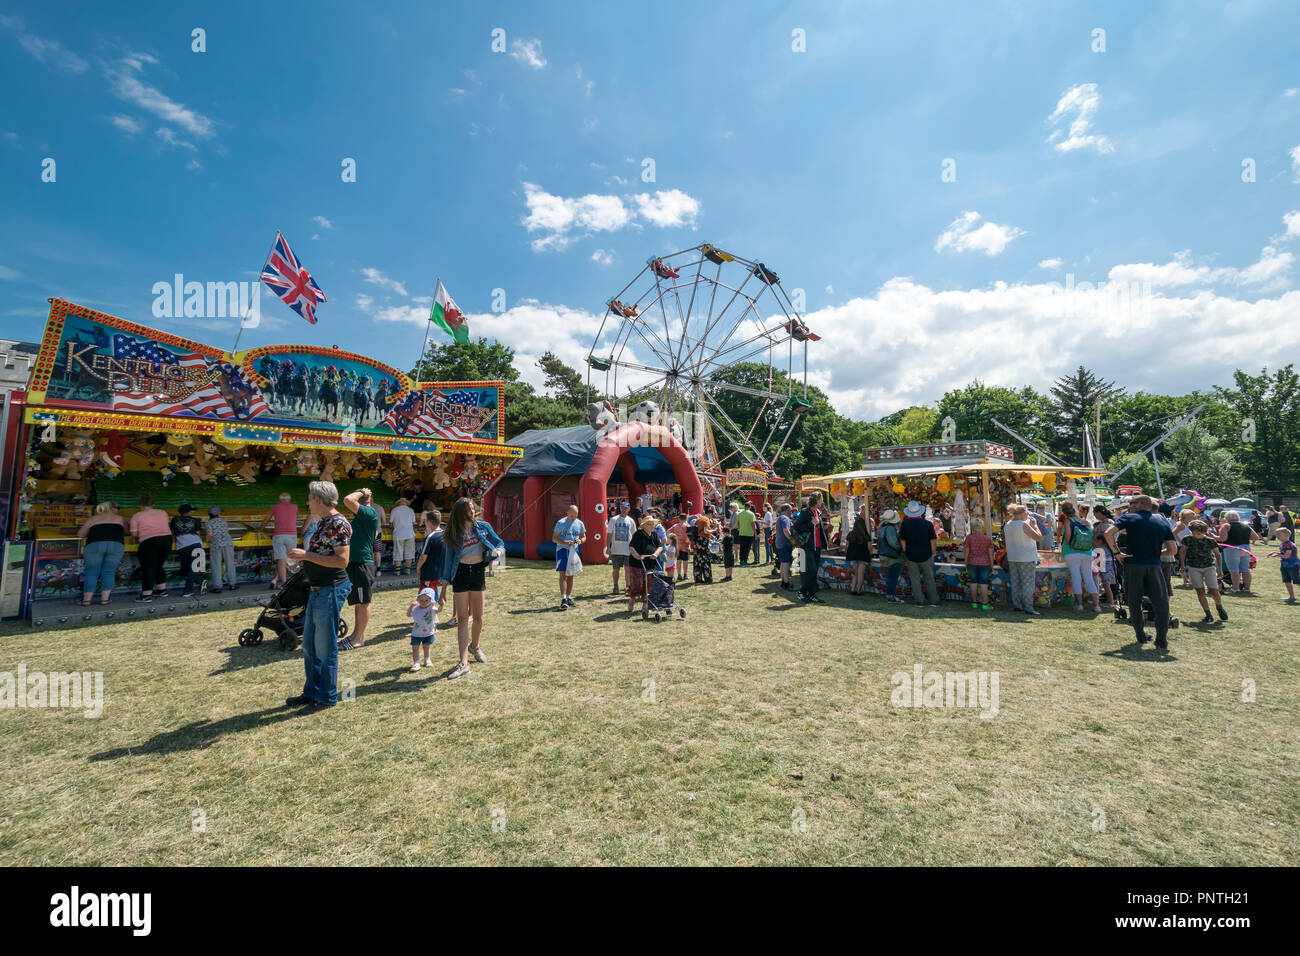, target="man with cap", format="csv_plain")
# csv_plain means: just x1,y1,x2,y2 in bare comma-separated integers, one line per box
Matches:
169,503,205,598
876,508,906,602
607,499,636,595
898,500,940,607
